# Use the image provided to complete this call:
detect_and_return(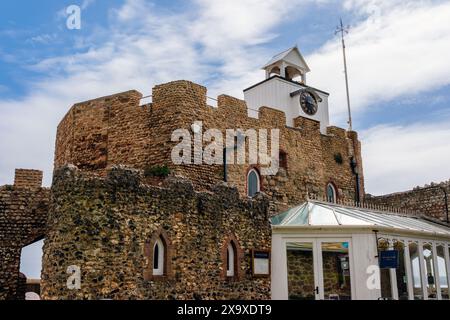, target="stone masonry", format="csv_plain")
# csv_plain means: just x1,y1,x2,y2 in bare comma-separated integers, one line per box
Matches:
0,78,449,300
0,170,50,300
53,80,365,212
40,166,271,300
366,180,450,223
